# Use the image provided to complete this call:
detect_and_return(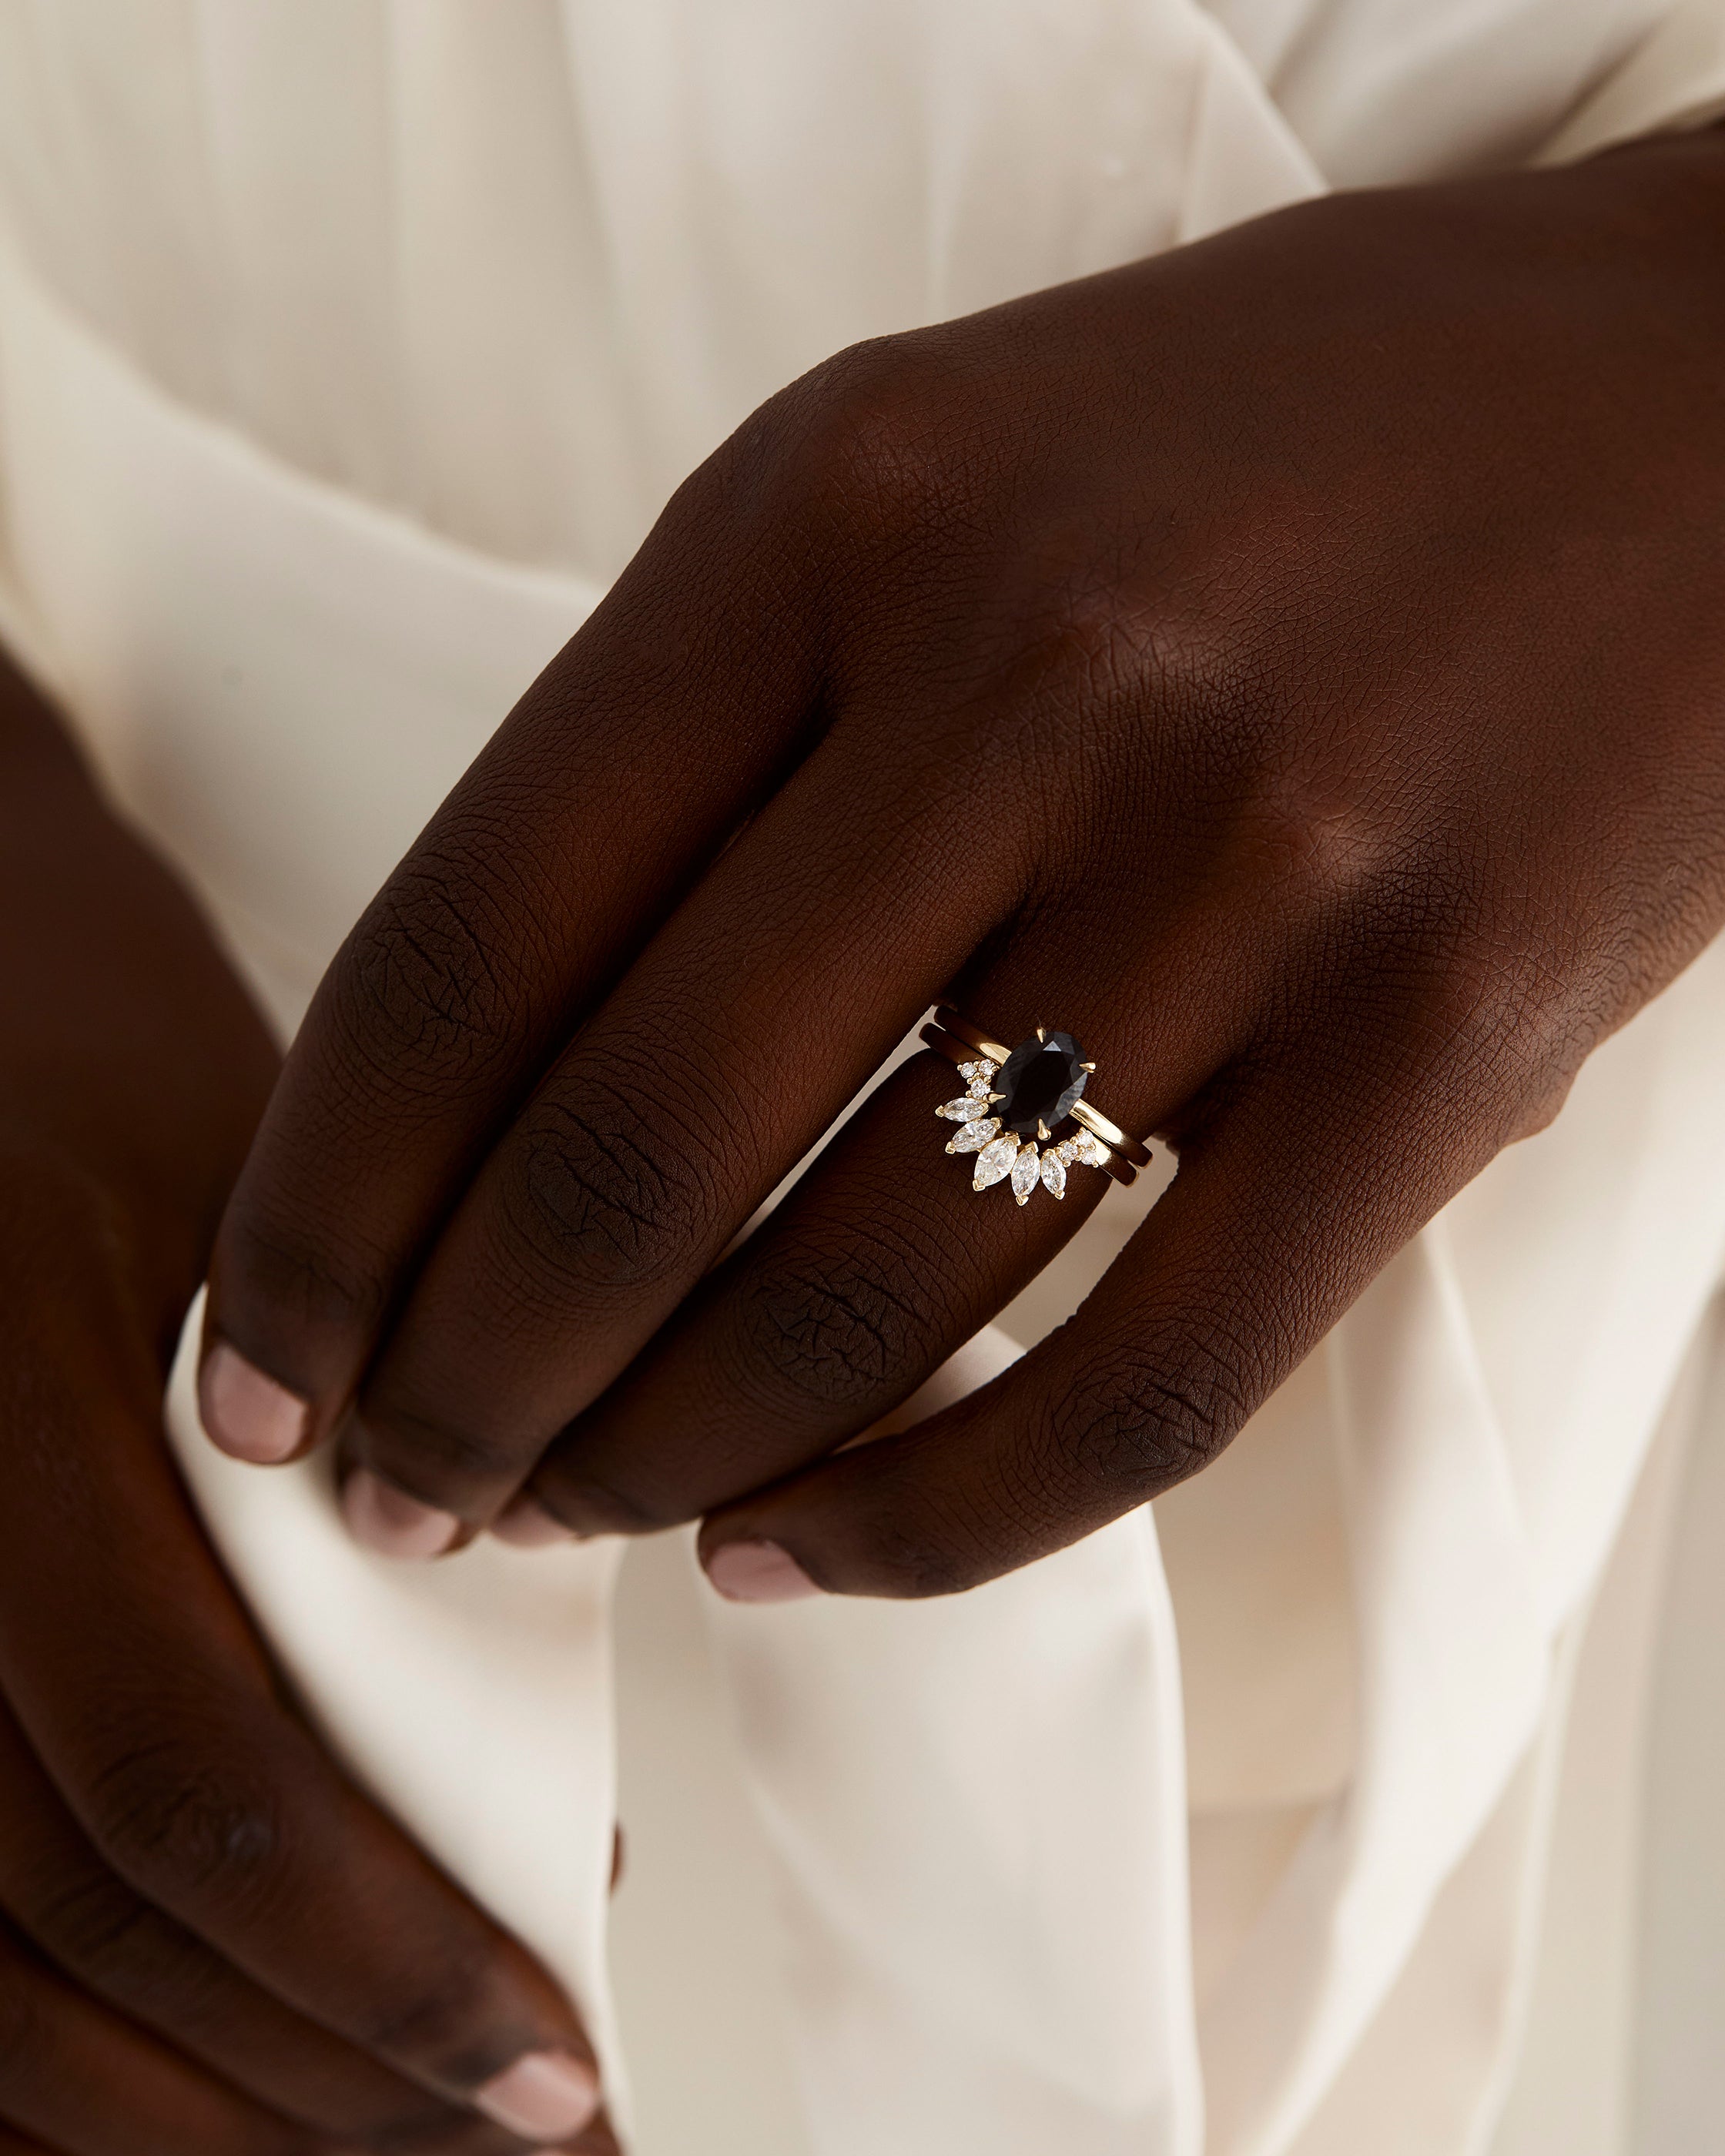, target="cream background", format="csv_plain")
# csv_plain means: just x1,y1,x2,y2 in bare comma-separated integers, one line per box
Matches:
1,5,1724,2148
